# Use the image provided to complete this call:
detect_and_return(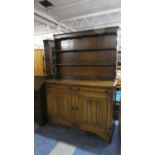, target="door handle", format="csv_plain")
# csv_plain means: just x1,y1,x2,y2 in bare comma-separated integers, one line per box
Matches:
71,107,78,110
71,106,75,110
